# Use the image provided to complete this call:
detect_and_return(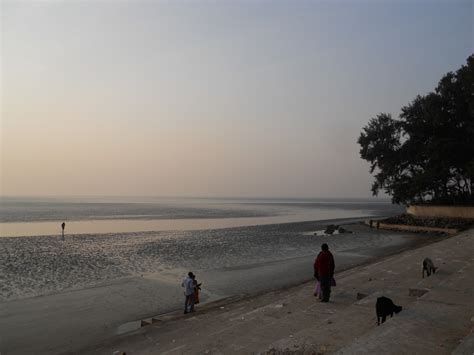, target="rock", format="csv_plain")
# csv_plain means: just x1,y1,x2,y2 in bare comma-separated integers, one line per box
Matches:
324,225,338,234
357,293,368,300
337,227,350,234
